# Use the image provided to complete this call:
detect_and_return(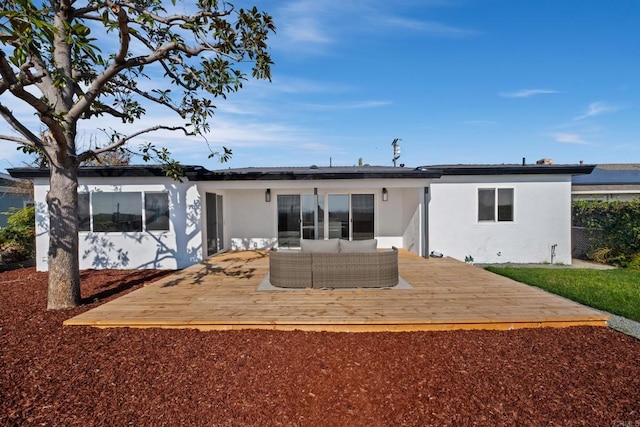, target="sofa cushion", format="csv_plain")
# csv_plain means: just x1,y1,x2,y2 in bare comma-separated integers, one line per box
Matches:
339,239,377,253
300,238,340,253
